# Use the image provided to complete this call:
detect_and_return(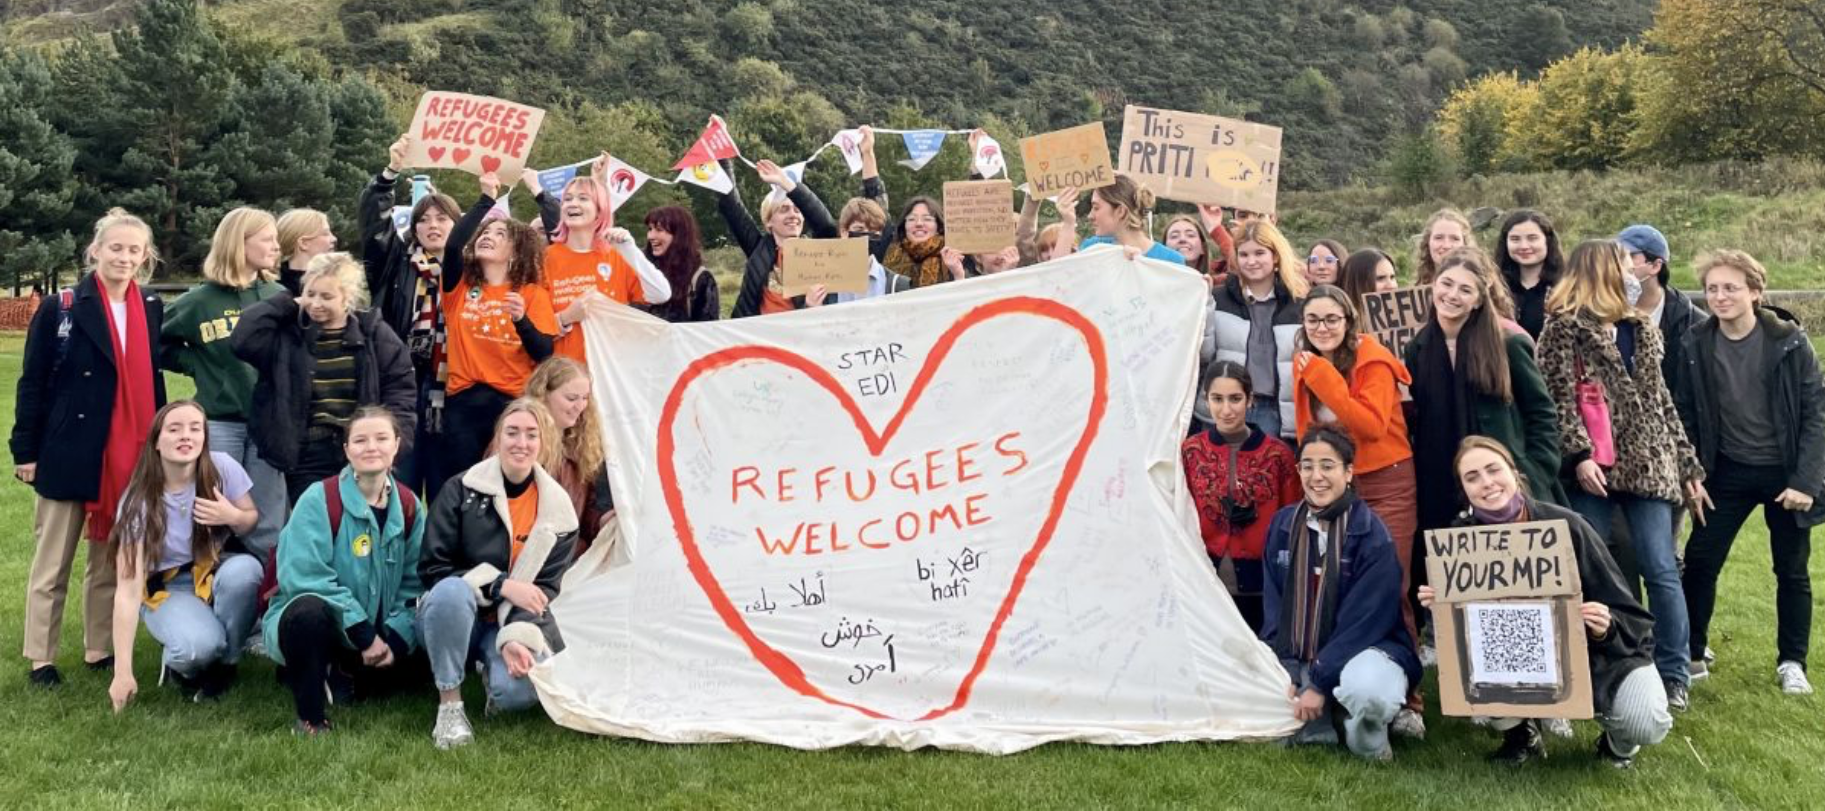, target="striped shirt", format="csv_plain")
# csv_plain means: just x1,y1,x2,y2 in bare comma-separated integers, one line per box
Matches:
309,328,358,437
